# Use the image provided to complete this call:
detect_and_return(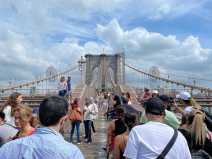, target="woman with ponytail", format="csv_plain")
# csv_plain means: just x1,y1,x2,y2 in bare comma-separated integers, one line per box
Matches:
179,110,212,157
114,113,137,159
190,111,212,156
